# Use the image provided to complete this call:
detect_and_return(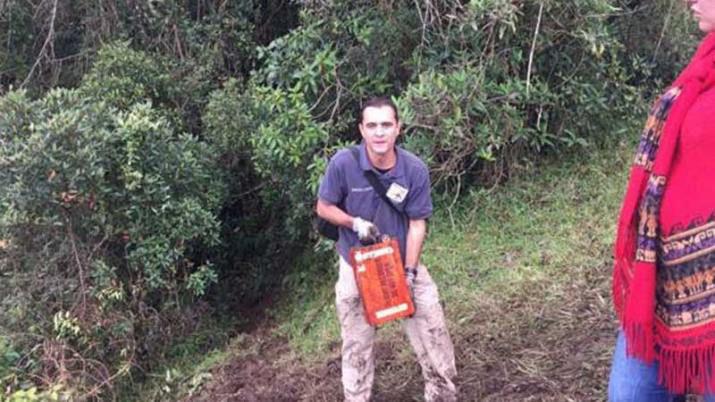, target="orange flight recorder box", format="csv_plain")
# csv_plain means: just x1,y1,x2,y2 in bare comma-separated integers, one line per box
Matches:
349,238,415,326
